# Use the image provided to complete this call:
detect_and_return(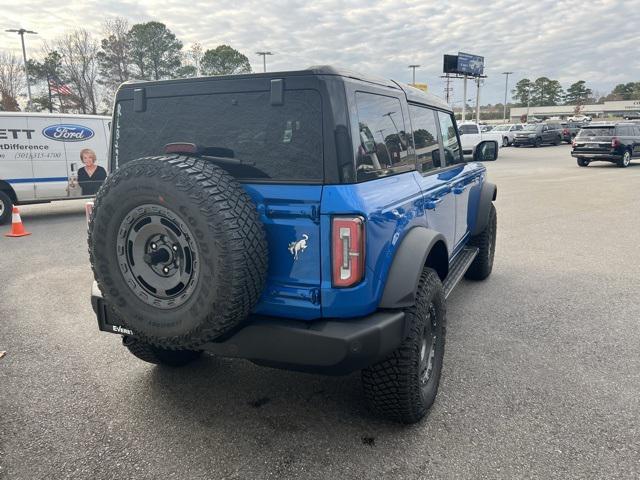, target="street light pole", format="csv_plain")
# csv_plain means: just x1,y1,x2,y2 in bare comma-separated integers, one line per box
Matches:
6,28,38,110
255,51,273,73
408,64,420,85
502,71,513,123
462,75,468,122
